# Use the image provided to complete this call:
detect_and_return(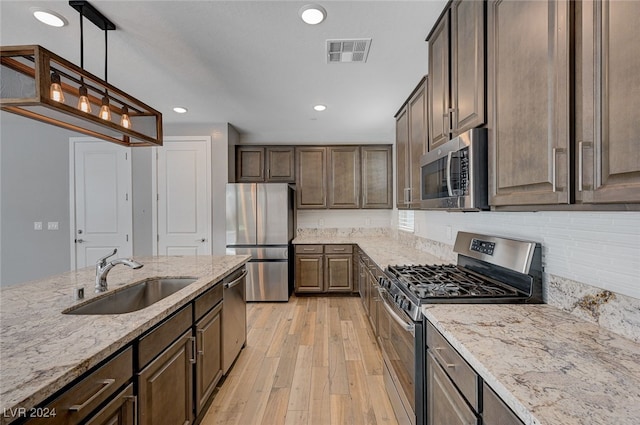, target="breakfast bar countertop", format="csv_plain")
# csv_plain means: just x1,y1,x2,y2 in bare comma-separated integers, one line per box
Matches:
0,255,250,424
